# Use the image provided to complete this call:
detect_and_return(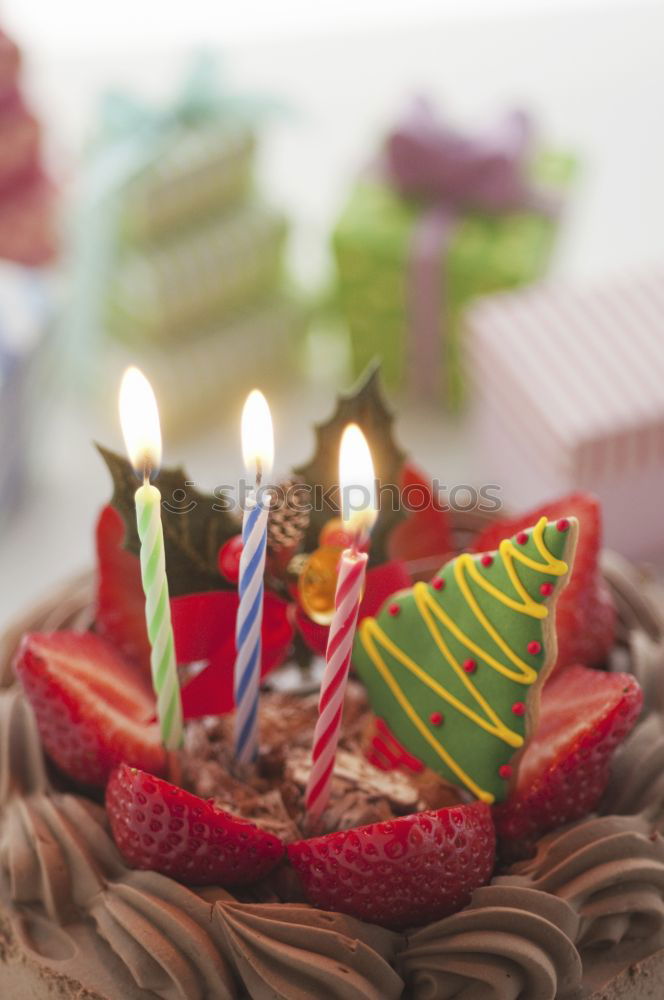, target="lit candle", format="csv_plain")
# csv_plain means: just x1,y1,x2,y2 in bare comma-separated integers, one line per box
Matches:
306,423,377,824
119,367,183,750
234,389,274,765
